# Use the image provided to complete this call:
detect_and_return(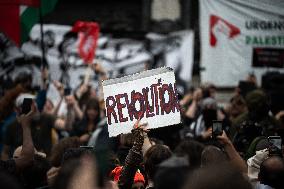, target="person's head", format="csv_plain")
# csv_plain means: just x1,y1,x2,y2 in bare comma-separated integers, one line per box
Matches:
175,139,205,168
247,73,257,85
85,98,100,124
62,148,93,165
107,151,120,175
229,95,247,118
14,71,33,91
201,83,217,99
201,97,217,129
21,154,51,189
182,163,252,189
52,159,80,189
144,144,172,181
245,90,270,119
258,156,284,189
201,145,228,167
154,155,190,189
49,137,81,167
